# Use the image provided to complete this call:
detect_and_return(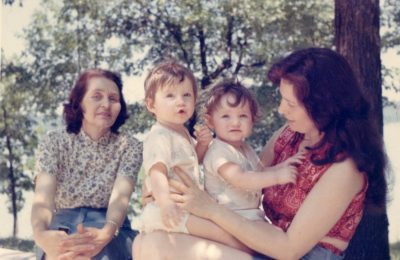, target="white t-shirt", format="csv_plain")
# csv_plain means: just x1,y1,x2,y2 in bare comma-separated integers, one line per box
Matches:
203,138,265,220
143,122,202,192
